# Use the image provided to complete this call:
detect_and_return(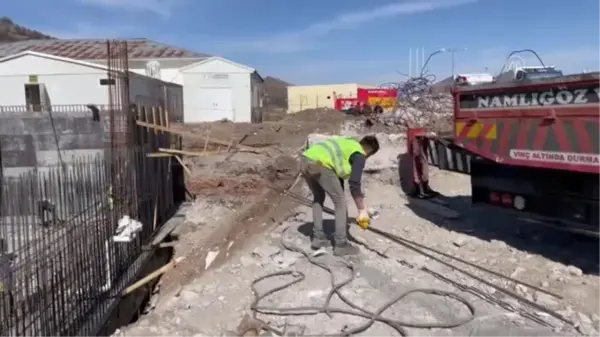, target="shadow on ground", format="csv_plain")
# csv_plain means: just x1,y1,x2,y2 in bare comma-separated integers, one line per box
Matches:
296,220,389,258
396,152,600,276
